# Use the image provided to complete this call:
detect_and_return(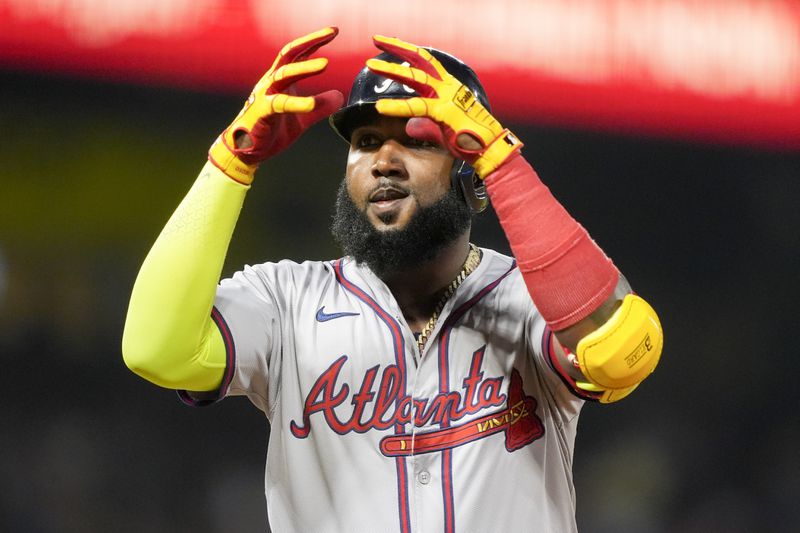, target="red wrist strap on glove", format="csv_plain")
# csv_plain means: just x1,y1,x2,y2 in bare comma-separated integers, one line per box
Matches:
484,153,619,331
